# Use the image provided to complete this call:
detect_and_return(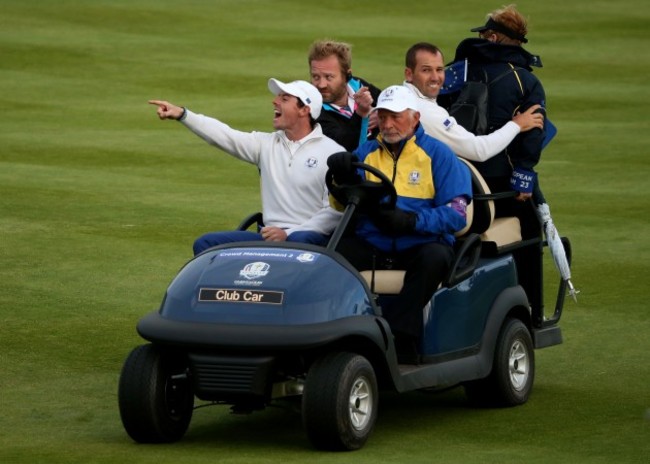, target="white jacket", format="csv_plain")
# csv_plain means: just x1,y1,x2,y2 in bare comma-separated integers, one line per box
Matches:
182,110,344,235
403,82,521,162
